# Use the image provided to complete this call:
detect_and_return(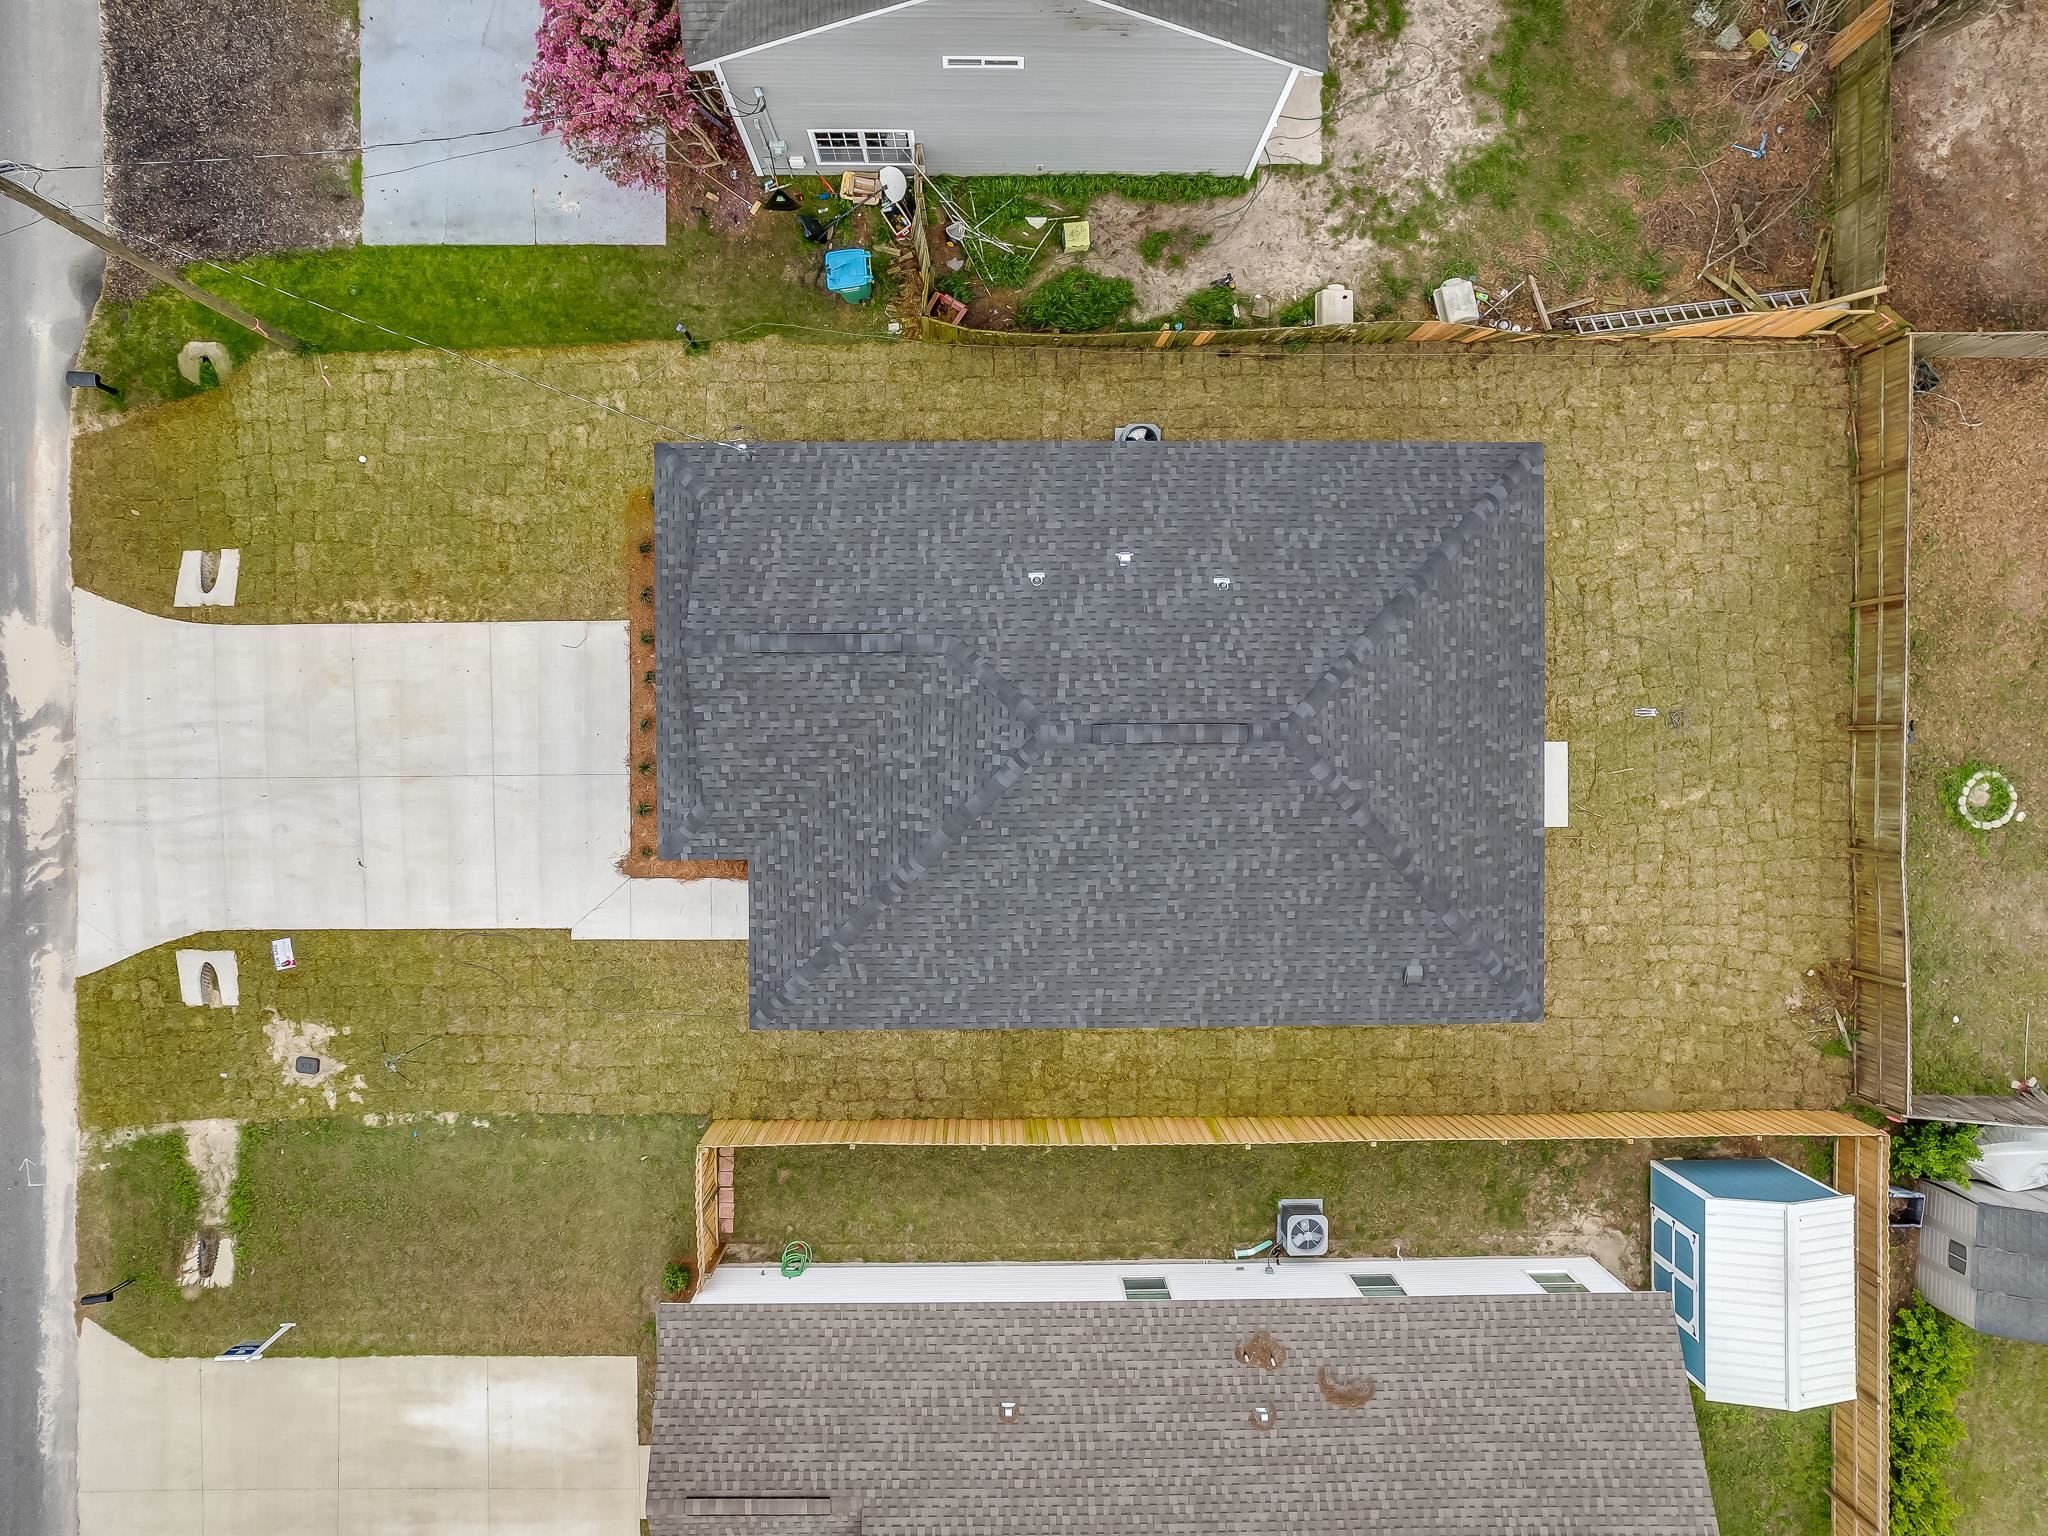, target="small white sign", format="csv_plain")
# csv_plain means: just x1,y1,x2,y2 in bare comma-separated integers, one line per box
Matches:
271,937,297,971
